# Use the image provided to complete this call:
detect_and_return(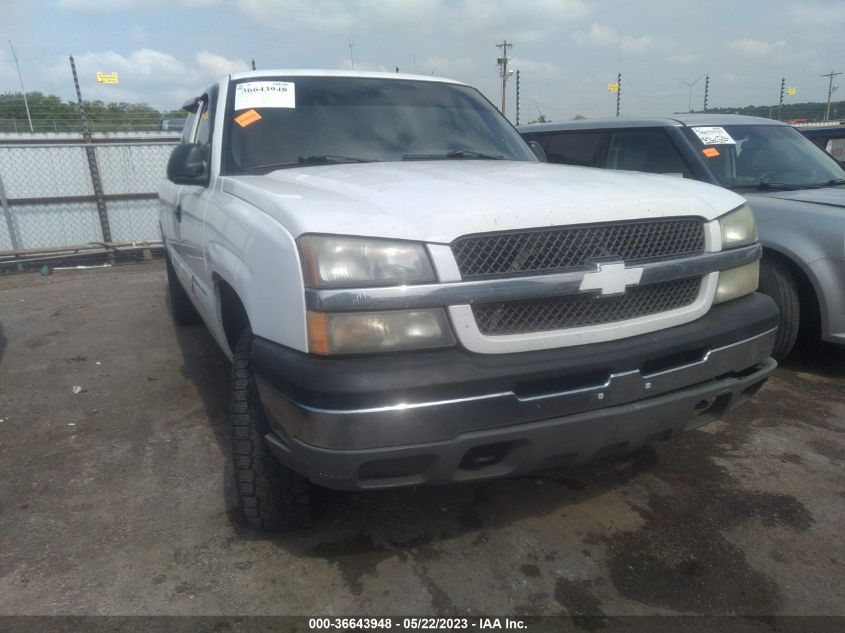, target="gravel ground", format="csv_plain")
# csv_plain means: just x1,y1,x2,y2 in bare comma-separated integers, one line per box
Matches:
0,261,843,616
